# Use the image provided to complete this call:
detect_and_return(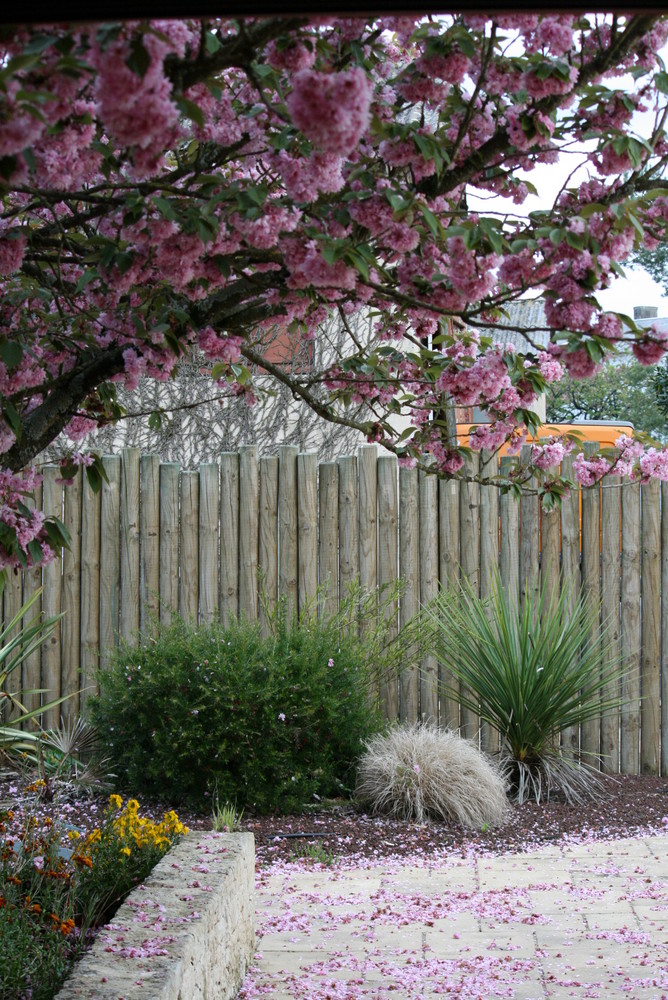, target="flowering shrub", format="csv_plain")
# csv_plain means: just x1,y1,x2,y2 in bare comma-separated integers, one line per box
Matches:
91,589,401,812
0,791,187,1000
72,795,188,926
